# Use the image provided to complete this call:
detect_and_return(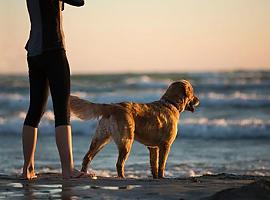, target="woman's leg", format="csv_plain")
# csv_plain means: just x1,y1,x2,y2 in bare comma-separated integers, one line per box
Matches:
55,125,77,178
23,56,49,179
22,126,38,179
46,50,83,179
